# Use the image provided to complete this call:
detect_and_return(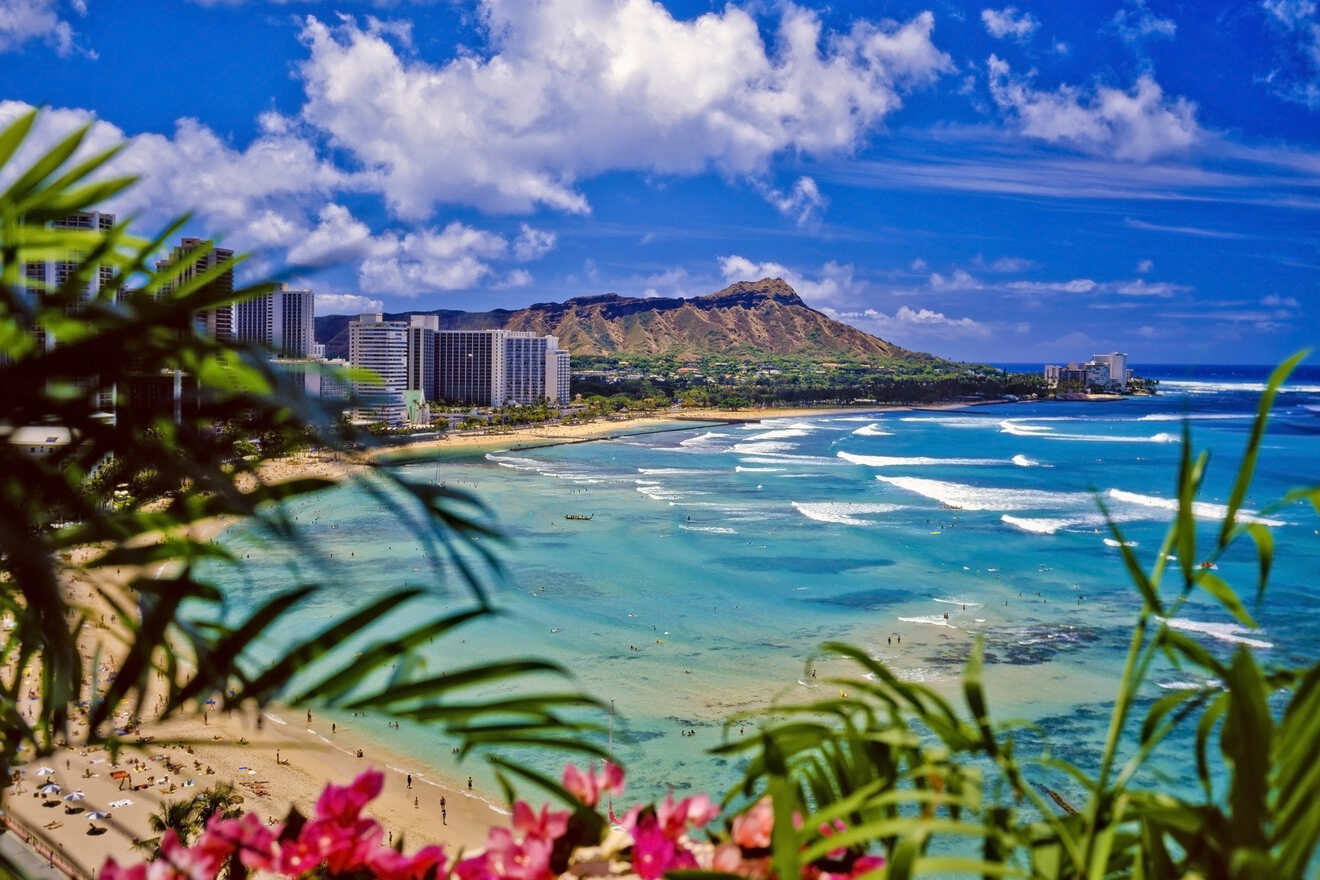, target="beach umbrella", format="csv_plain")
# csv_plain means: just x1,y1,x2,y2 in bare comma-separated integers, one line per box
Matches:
35,767,55,776
86,810,110,820
63,792,85,802
38,783,61,795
